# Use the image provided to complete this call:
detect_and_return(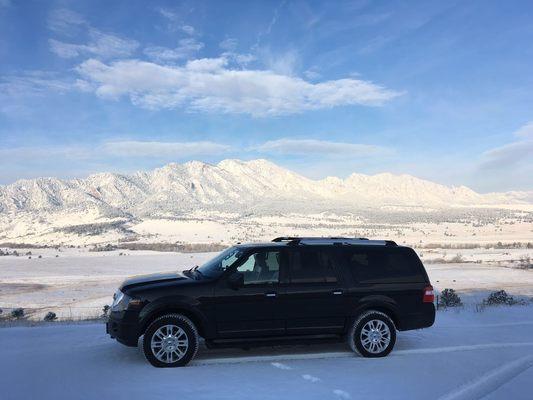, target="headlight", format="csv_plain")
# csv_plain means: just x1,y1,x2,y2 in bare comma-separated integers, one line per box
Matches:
112,290,125,308
111,290,142,311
